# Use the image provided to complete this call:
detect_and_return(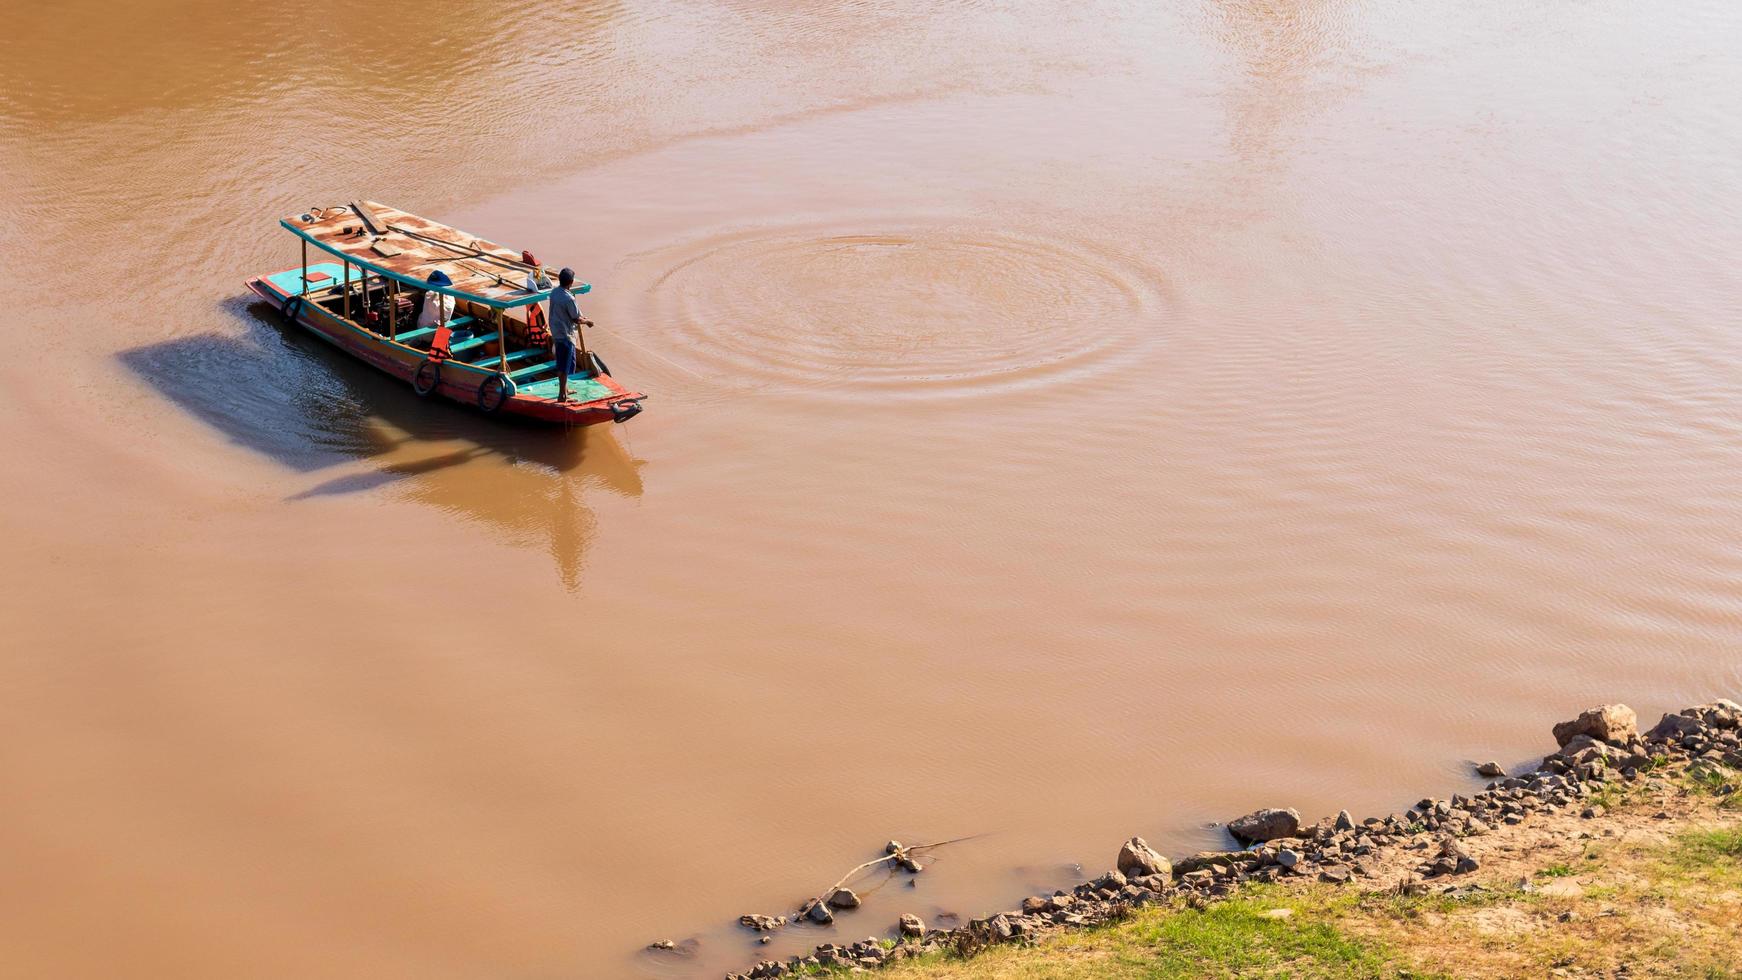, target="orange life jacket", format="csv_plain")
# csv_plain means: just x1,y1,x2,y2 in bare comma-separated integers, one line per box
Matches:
526,302,551,345
429,326,453,361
